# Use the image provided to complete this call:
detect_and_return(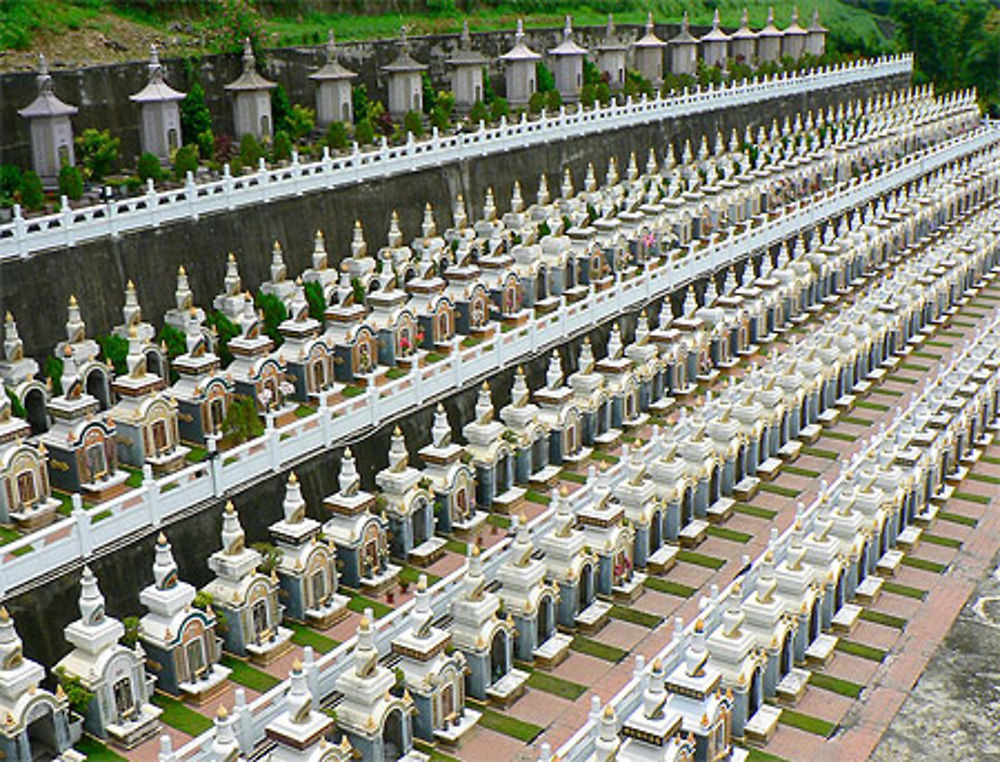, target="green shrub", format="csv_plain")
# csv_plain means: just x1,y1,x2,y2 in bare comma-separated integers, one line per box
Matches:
75,129,119,182
221,395,263,442
536,61,555,92
239,133,263,166
326,121,349,150
137,152,163,183
354,118,375,145
580,83,596,108
196,128,215,160
0,165,23,205
421,72,437,115
352,84,370,122
181,82,212,146
596,82,611,106
469,100,489,124
544,89,562,112
286,104,316,141
20,171,44,211
403,110,424,138
528,91,545,115
173,144,199,180
490,96,509,122
271,84,292,134
205,310,239,364
303,280,326,323
158,323,187,360
55,669,93,716
430,104,450,131
254,291,288,345
97,334,129,375
272,130,293,161
43,356,64,396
